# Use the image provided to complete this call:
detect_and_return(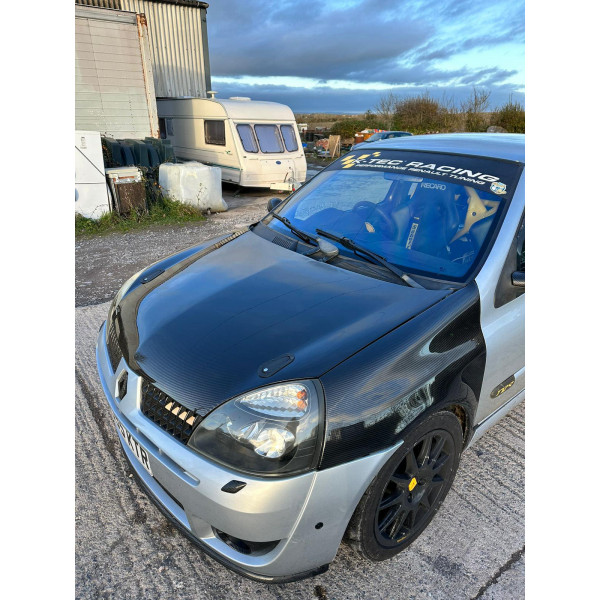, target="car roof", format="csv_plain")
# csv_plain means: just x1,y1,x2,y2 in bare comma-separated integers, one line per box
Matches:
361,133,524,162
